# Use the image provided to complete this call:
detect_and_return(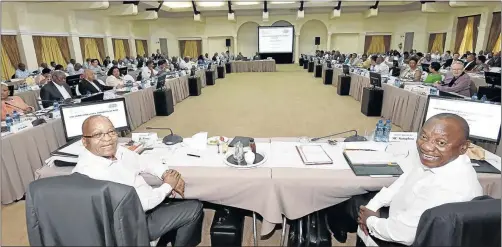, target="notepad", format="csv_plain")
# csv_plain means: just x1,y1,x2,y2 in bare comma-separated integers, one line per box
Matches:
343,150,398,165
296,145,333,165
